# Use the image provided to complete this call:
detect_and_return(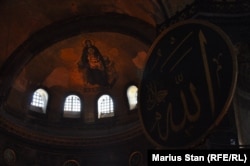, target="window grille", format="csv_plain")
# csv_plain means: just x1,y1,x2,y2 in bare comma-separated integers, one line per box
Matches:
64,95,81,112
98,95,114,118
30,88,48,113
63,95,81,118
